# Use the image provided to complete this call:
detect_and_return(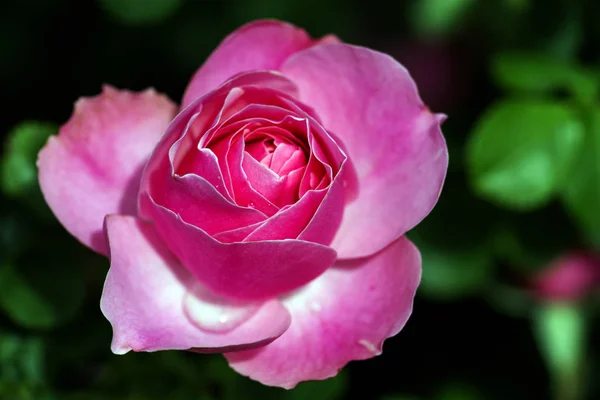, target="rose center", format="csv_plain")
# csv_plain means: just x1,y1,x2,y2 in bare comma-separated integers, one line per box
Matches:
244,136,307,177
